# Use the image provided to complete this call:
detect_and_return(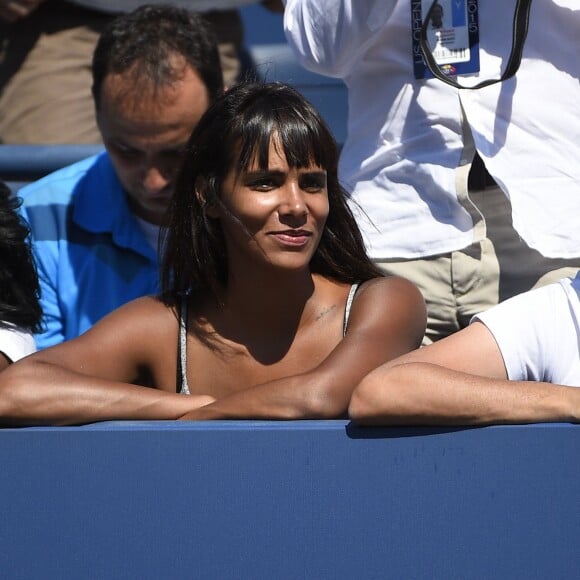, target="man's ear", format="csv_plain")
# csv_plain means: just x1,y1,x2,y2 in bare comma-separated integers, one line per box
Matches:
195,177,220,219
